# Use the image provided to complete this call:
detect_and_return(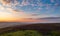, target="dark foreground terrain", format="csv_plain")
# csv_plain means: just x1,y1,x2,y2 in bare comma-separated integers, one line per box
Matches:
0,23,60,36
